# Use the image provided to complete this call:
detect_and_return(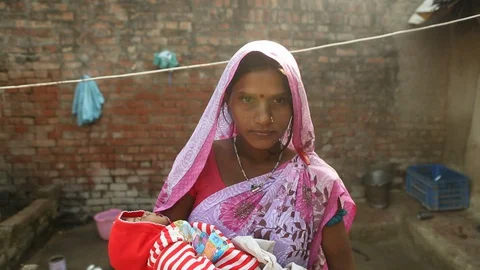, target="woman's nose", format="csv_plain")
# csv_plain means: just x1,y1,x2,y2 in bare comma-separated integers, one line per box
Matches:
255,104,272,125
